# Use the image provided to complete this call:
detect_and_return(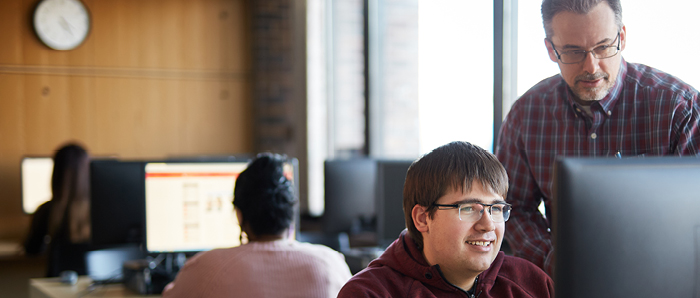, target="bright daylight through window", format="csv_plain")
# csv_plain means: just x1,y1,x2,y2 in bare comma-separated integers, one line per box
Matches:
418,0,494,154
